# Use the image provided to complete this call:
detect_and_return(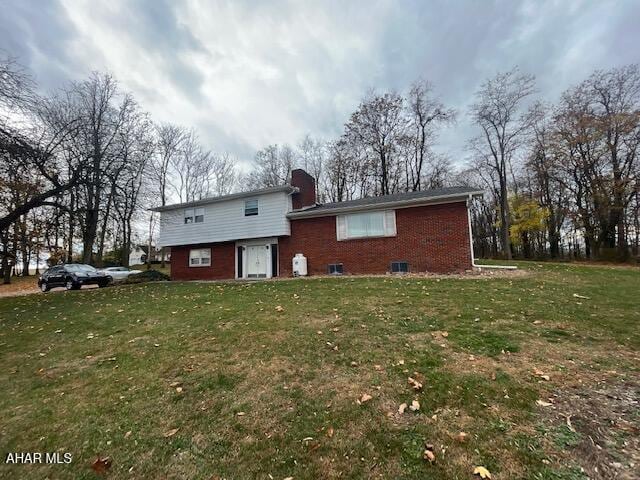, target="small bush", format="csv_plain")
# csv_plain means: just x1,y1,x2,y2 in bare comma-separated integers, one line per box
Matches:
124,270,170,284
